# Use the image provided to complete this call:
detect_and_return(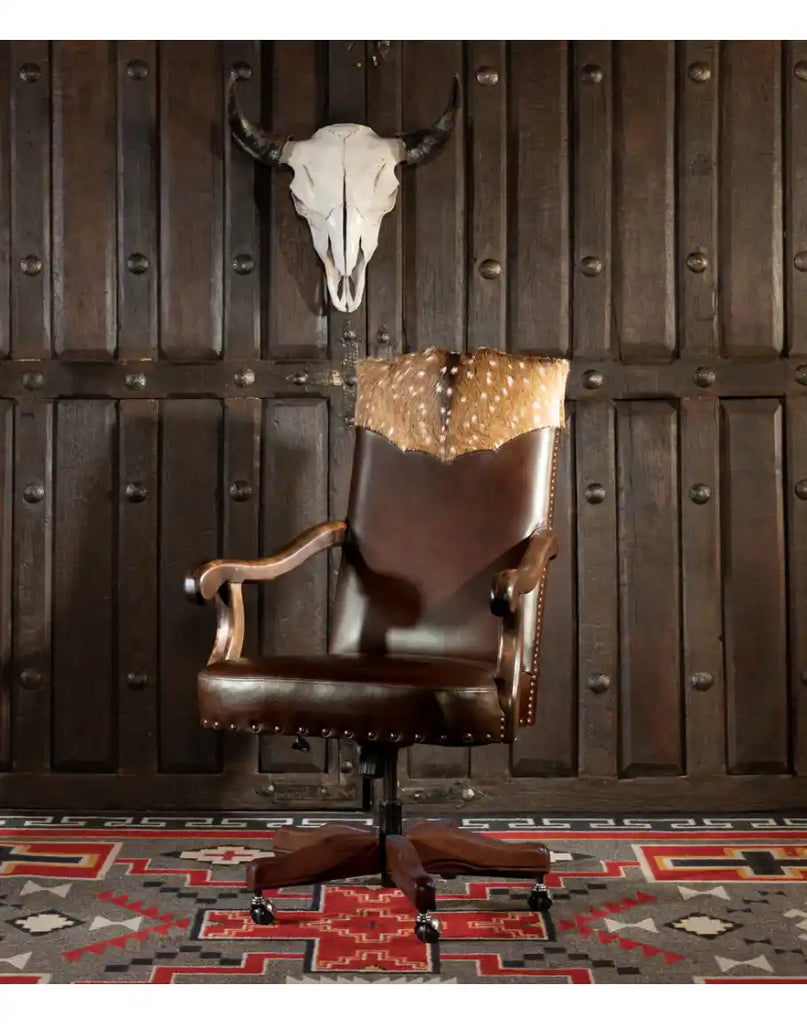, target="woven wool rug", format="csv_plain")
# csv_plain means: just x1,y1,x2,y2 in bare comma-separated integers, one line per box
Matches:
1,812,806,984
